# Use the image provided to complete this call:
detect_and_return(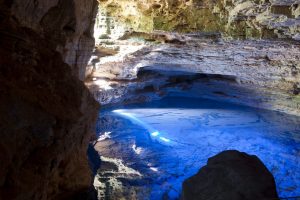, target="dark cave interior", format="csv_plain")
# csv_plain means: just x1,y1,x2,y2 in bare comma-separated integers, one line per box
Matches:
0,0,299,200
